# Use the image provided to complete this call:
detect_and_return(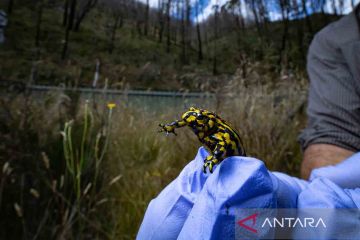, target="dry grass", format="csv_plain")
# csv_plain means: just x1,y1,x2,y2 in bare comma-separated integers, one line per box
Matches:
0,66,308,239
107,67,308,239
